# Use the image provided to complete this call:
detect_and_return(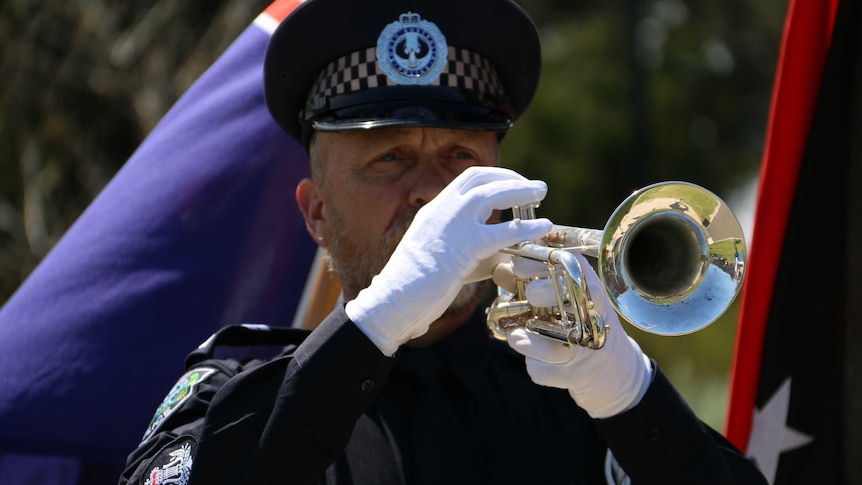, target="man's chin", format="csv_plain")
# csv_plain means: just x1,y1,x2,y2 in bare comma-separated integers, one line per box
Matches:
442,281,486,318
407,281,488,348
